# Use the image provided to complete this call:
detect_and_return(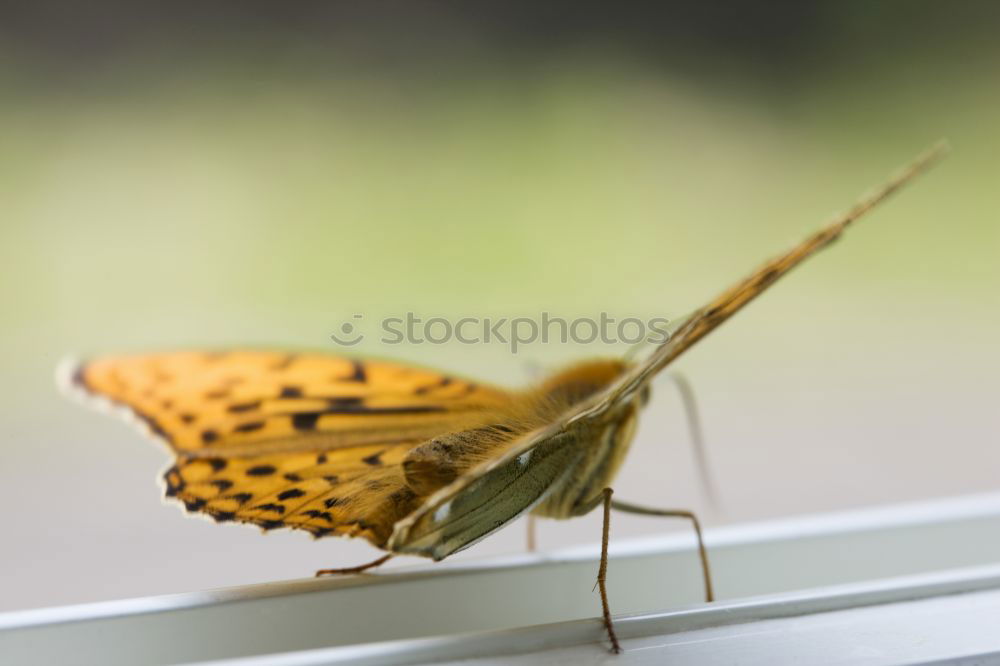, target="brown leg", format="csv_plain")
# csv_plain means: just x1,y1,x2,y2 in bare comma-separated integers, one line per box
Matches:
315,553,393,577
611,499,714,602
526,514,537,553
598,488,622,653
